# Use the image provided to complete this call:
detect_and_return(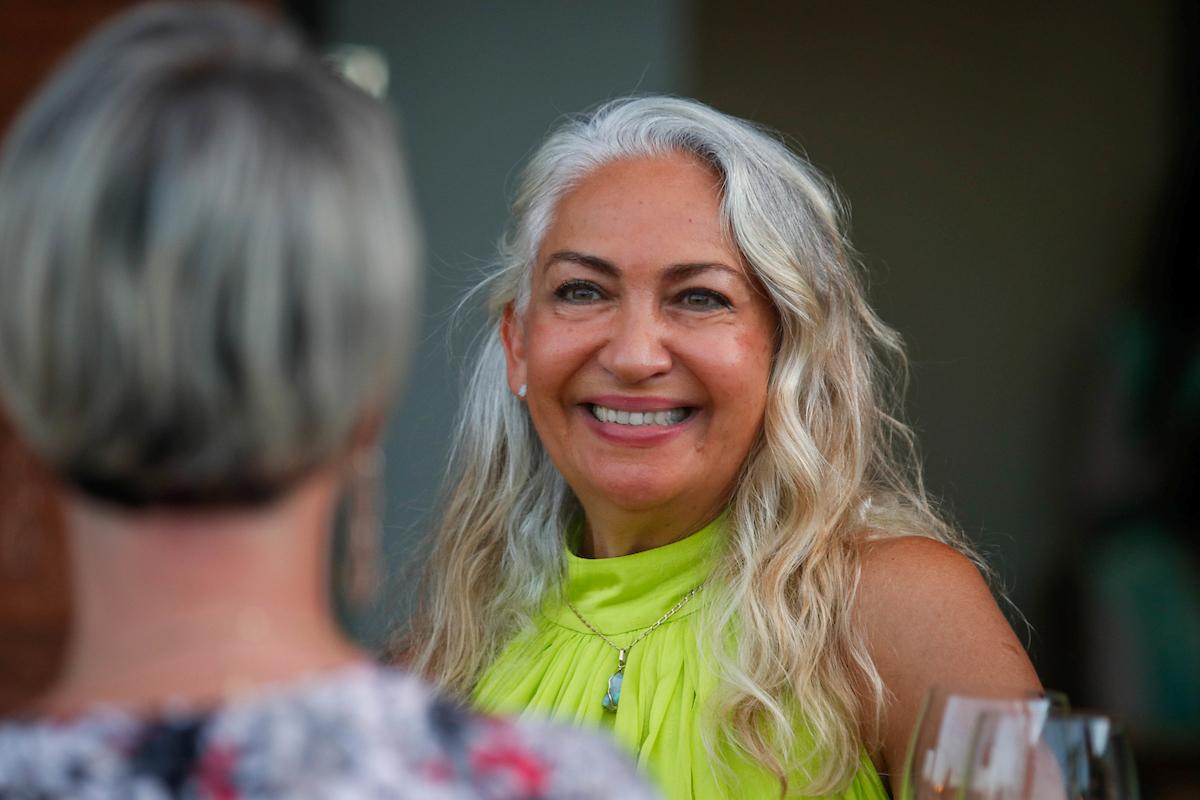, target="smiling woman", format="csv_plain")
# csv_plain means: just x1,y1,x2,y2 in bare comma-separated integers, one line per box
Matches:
403,96,1040,799
500,154,777,556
